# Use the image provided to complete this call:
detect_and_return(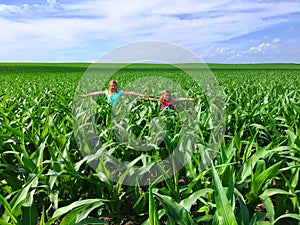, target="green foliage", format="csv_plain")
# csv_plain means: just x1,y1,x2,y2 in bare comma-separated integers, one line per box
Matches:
0,63,300,224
